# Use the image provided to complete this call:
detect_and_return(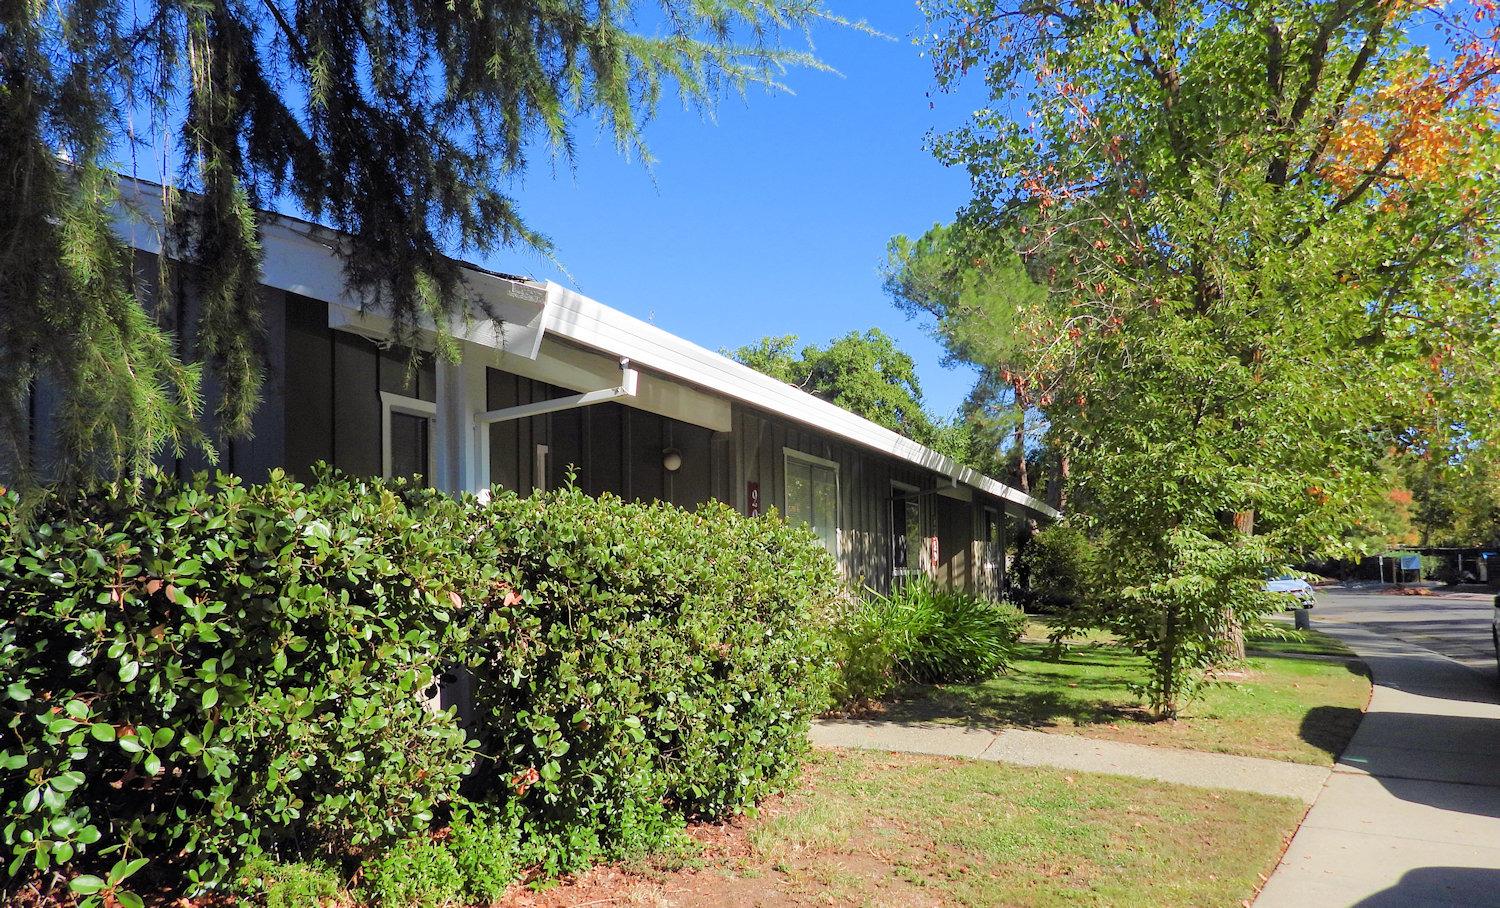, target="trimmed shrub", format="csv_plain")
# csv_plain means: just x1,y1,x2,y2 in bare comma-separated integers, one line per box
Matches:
1,471,839,899
0,472,476,893
450,486,840,855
